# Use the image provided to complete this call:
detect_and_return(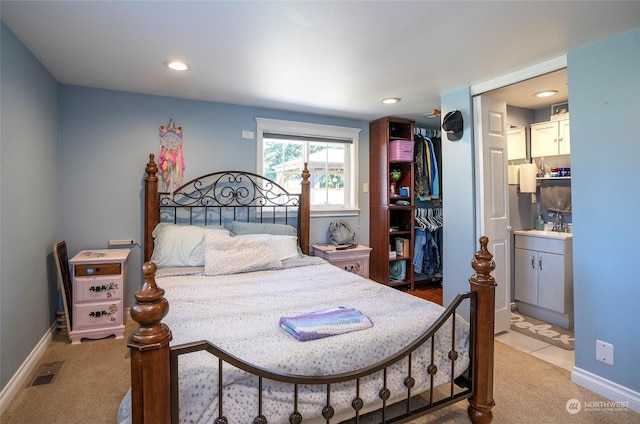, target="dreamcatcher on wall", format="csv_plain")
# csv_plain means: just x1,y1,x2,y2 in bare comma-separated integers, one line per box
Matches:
158,119,185,192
